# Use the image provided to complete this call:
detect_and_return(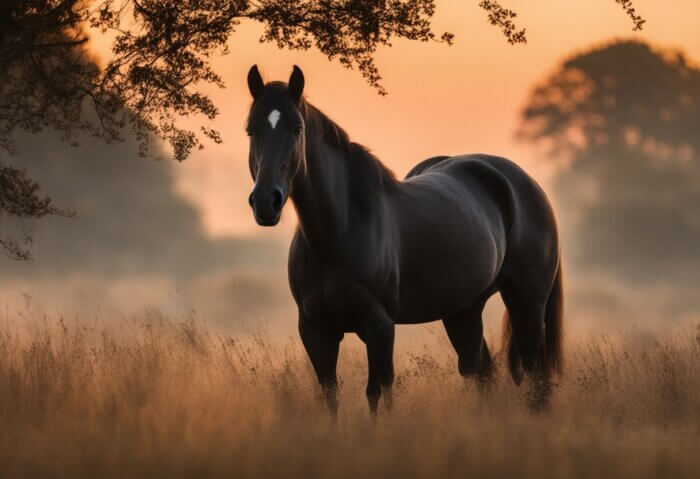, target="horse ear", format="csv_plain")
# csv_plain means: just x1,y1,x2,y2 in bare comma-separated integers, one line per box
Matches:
247,65,264,99
288,65,305,103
